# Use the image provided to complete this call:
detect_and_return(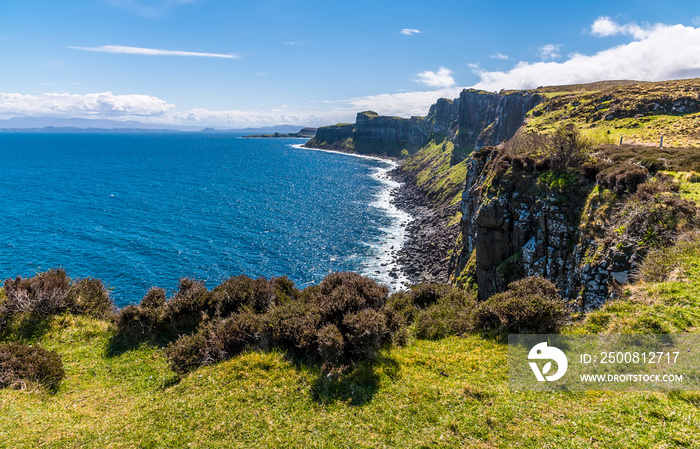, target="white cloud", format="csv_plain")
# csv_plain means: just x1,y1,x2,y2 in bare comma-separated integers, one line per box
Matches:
473,23,700,91
693,17,700,26
590,16,653,39
414,67,456,88
400,28,421,36
71,45,238,59
490,53,509,60
0,92,173,118
173,108,349,128
343,87,462,118
538,43,562,60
